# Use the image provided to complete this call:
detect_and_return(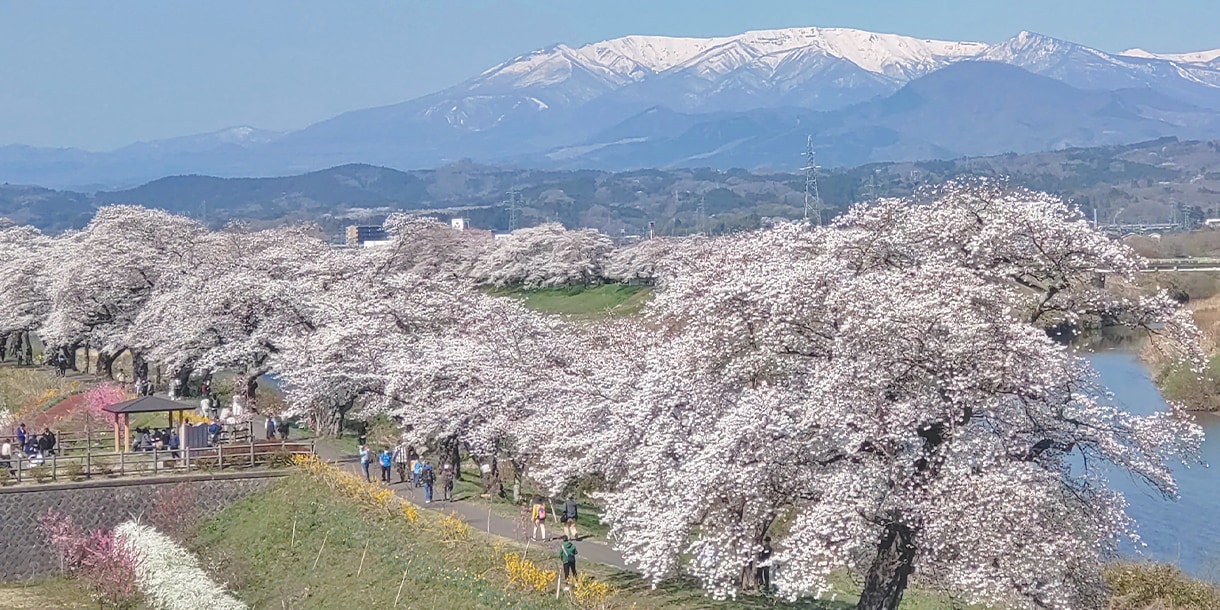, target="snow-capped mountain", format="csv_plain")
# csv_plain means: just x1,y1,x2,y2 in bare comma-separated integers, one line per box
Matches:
1121,48,1220,65
5,25,1220,188
341,26,1220,140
